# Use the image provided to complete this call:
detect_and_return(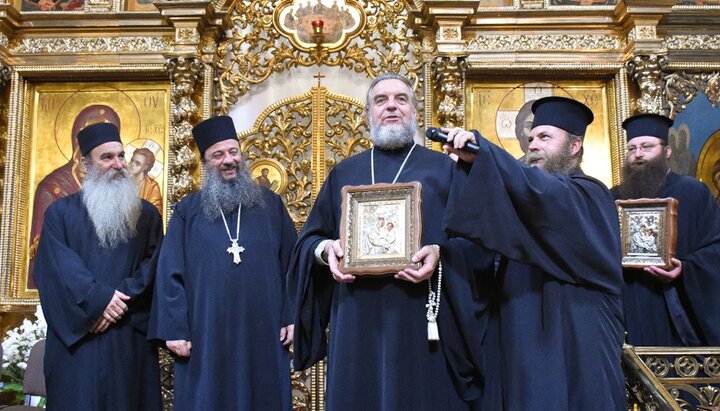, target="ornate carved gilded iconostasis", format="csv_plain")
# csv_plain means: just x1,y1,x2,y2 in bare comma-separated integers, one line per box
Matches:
1,0,720,409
